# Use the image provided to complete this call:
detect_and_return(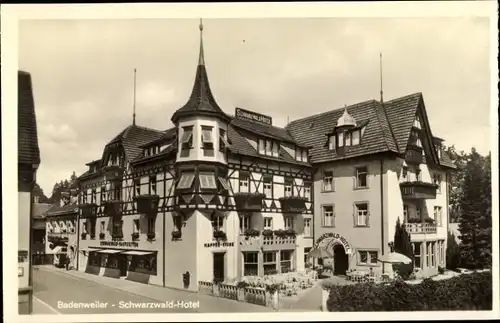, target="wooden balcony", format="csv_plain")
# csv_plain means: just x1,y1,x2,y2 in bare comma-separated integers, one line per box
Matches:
279,196,307,213
400,181,438,200
239,232,297,251
102,165,124,182
80,203,97,217
405,147,423,165
405,222,437,234
233,193,265,211
134,194,160,215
